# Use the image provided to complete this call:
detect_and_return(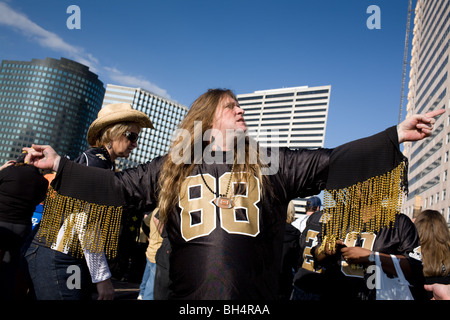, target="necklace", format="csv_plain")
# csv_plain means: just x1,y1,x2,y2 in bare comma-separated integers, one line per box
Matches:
200,161,236,209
